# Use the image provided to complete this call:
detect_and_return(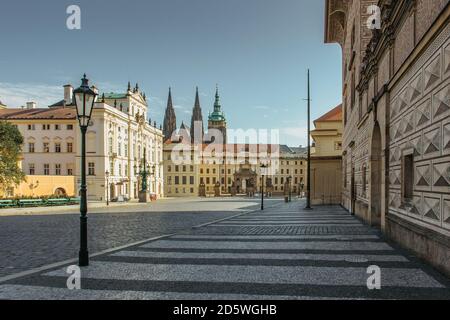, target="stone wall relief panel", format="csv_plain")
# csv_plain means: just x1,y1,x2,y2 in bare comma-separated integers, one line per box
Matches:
402,109,416,137
389,166,401,190
444,41,450,77
388,191,402,211
422,123,442,160
397,88,410,122
432,156,450,193
422,192,442,225
410,193,423,217
389,143,402,165
407,71,424,105
443,195,450,229
392,117,404,141
432,83,450,122
423,51,442,94
415,162,433,192
406,132,424,161
415,98,432,131
390,96,398,120
443,121,450,156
